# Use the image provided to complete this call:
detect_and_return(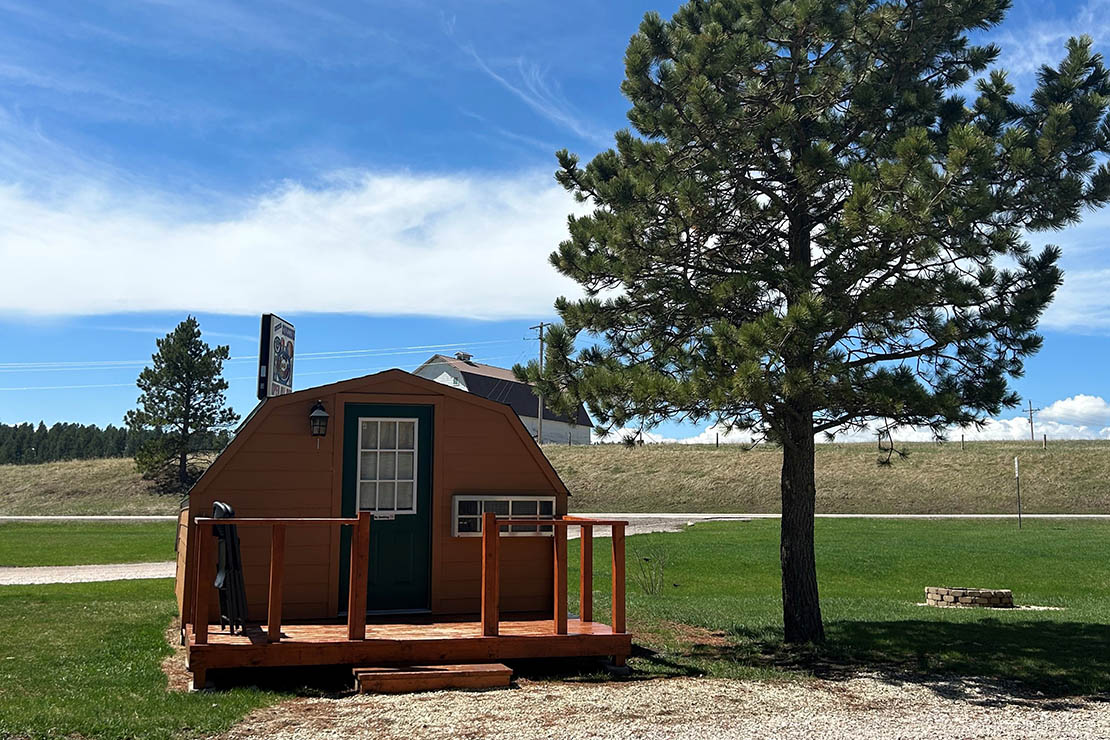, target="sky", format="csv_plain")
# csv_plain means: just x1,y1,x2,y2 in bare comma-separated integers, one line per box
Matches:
1,0,1110,443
